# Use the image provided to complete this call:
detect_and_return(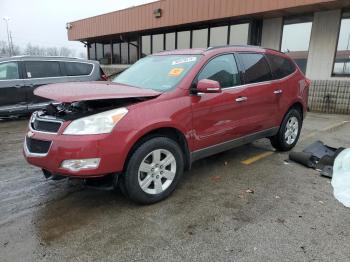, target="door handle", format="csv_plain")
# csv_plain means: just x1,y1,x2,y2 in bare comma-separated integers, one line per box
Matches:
235,96,248,102
14,84,23,88
274,89,283,94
